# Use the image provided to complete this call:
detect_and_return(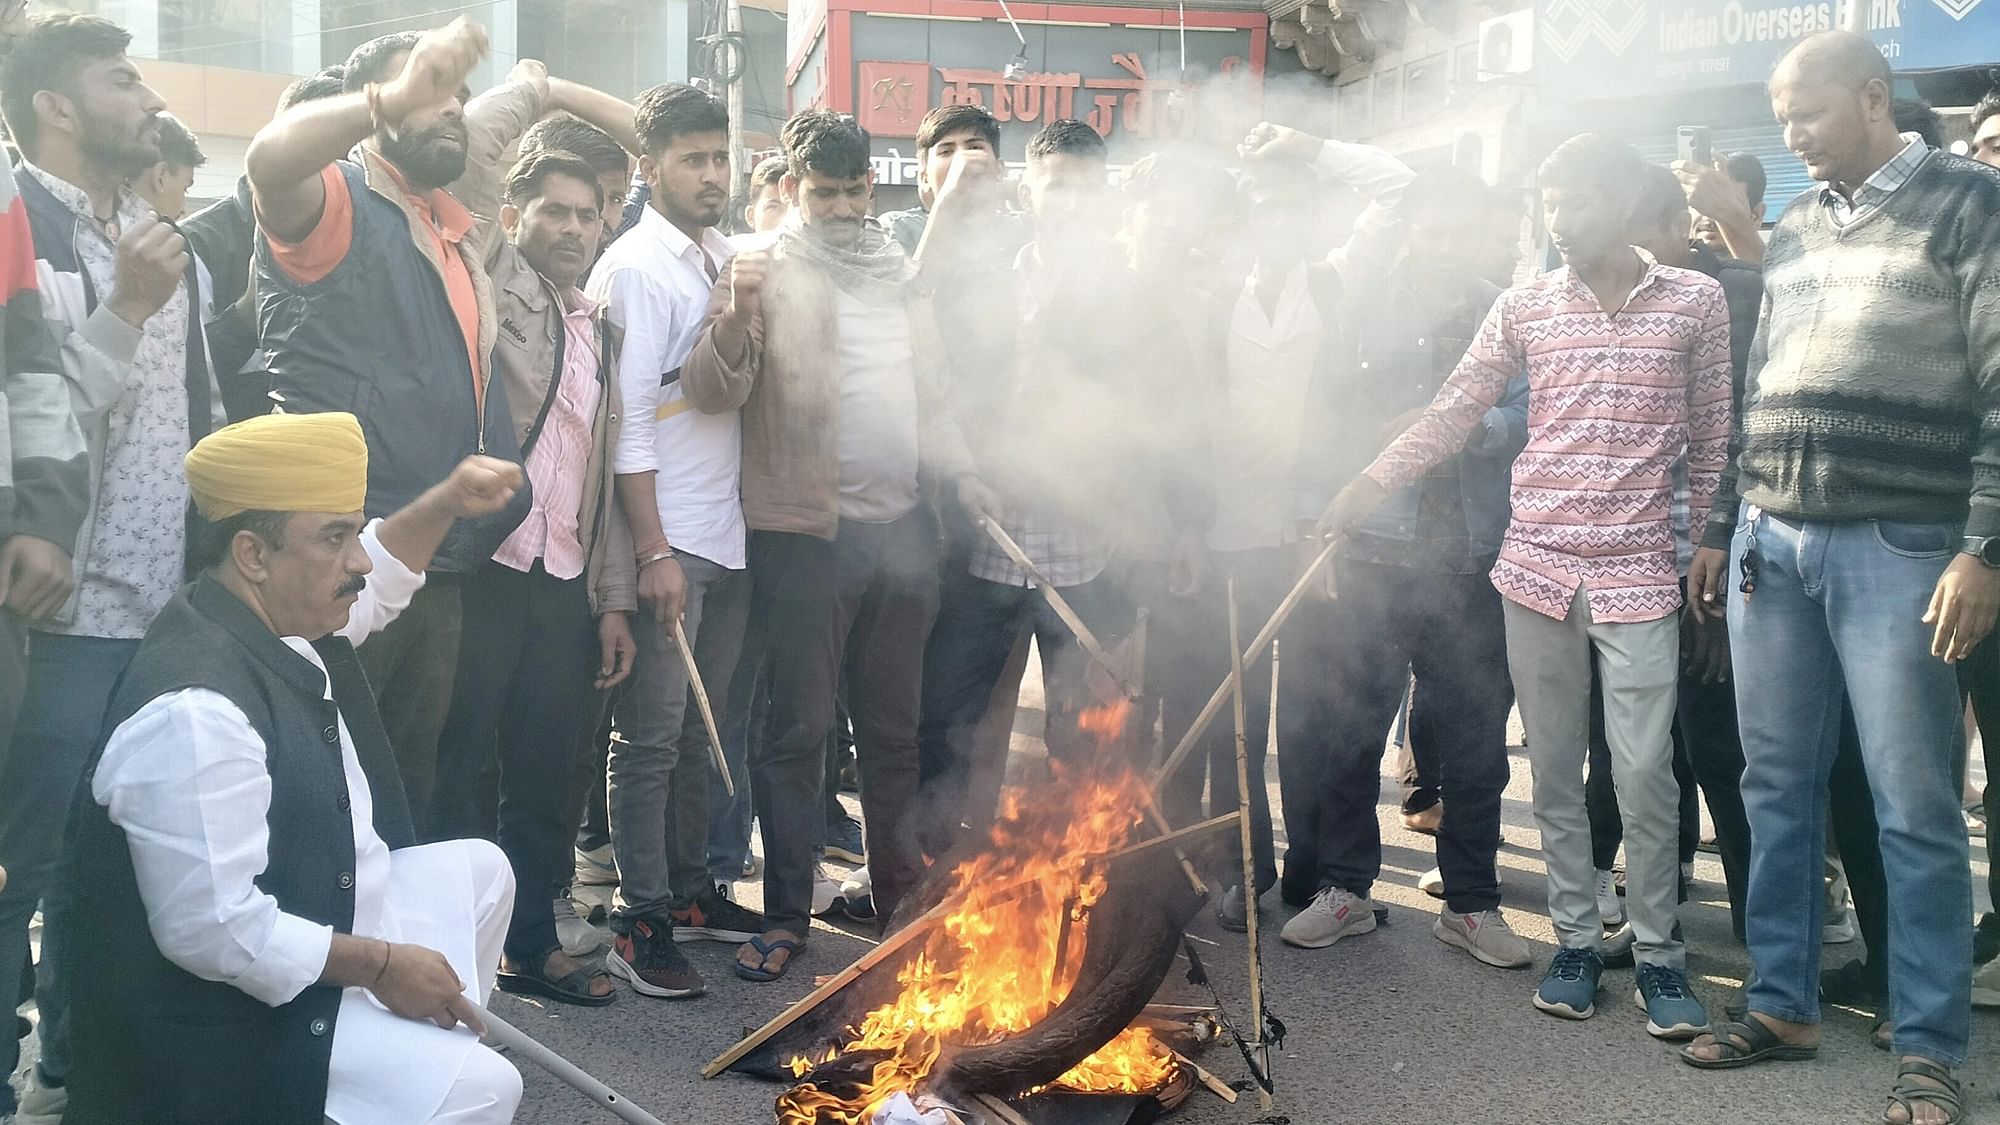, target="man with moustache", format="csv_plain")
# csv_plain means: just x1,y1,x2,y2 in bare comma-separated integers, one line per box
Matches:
65,414,527,1125
245,18,532,834
1683,33,2000,1125
589,83,769,998
0,13,220,1116
686,109,987,981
